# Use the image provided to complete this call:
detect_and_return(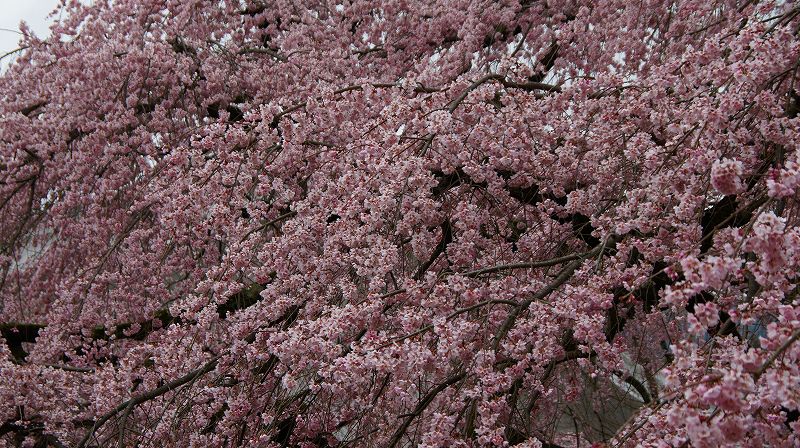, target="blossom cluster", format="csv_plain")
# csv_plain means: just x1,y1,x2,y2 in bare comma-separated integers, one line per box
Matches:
1,0,799,446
